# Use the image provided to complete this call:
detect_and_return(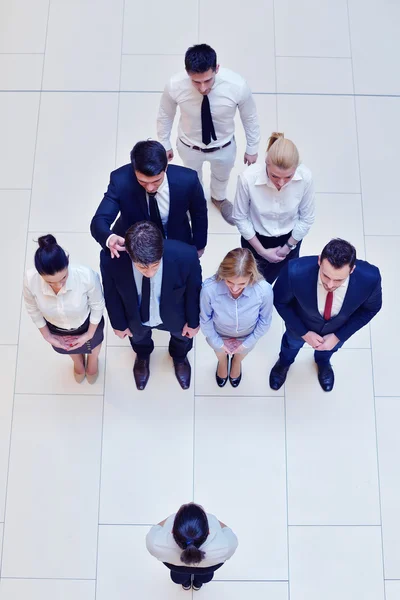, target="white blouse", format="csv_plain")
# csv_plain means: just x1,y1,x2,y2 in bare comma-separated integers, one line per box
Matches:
23,264,105,330
233,162,315,241
146,512,238,568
